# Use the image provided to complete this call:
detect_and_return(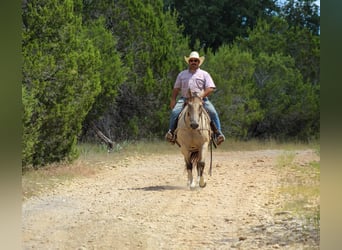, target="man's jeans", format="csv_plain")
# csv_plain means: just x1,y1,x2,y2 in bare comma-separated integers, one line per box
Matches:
168,97,222,132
